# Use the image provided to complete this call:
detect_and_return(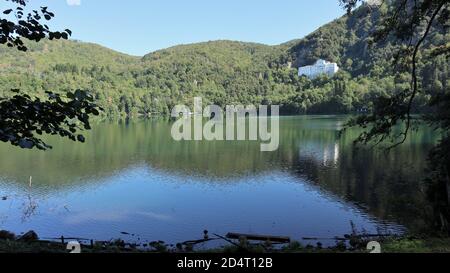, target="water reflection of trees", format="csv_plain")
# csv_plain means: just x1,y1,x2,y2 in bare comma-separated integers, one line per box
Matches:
0,117,438,231
287,123,436,233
